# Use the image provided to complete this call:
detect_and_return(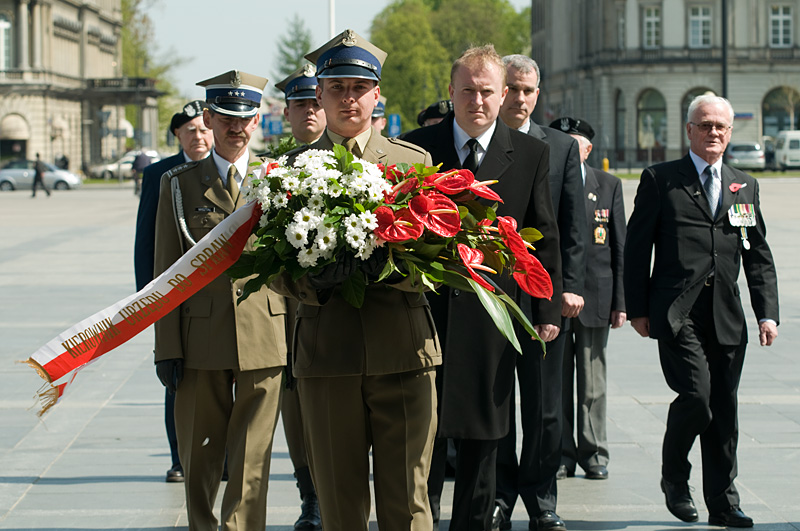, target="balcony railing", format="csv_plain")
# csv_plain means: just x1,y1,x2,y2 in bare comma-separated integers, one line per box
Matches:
580,45,799,68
